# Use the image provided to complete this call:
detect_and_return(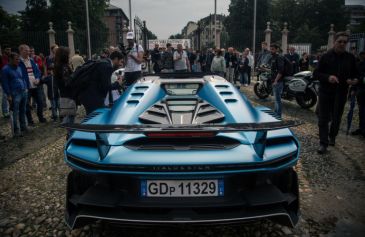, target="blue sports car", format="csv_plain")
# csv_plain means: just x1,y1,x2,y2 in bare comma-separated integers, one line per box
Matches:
63,73,301,229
